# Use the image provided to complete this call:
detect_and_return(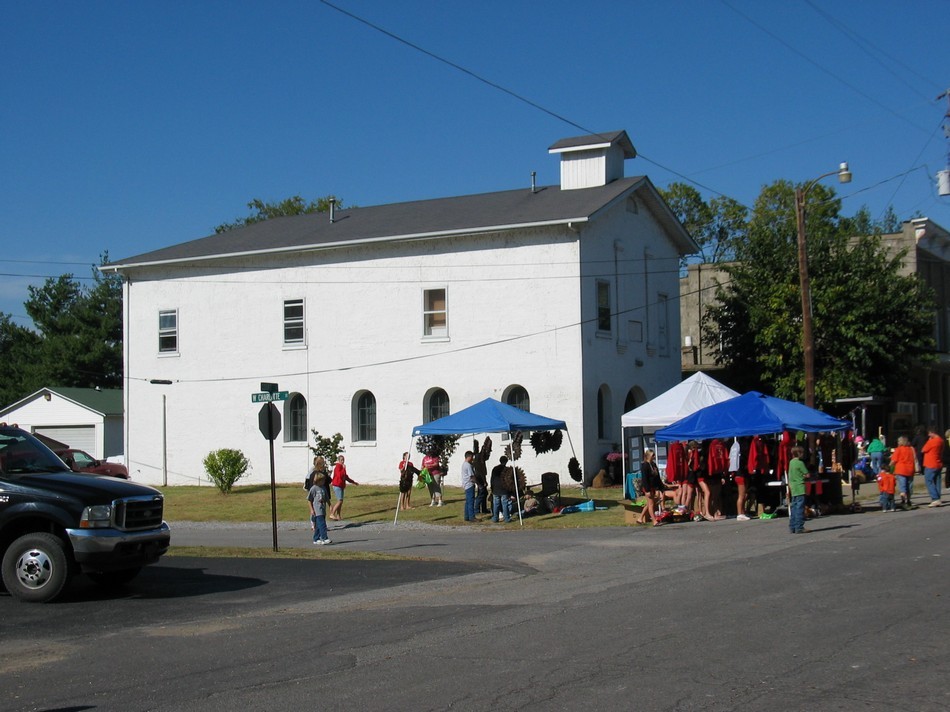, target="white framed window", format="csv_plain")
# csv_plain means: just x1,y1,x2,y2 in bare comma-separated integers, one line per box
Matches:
283,299,305,346
158,309,178,354
285,393,307,442
354,391,377,443
423,288,448,338
597,281,611,333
